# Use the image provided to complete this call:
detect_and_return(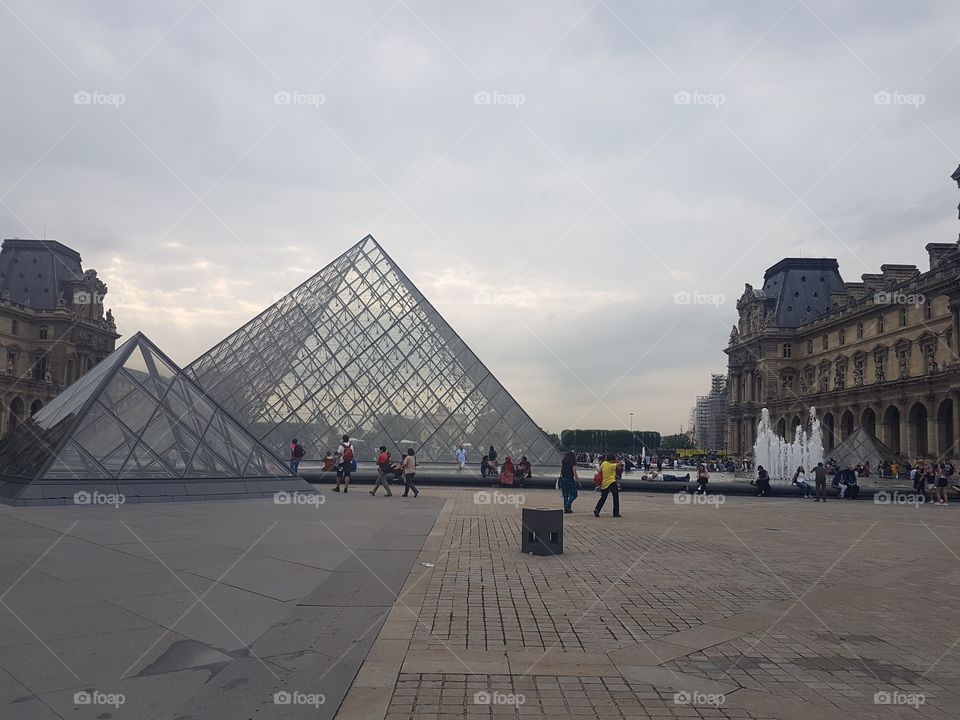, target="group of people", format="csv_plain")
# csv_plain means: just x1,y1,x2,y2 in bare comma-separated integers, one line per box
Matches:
289,435,421,498
557,451,622,517
479,446,533,486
